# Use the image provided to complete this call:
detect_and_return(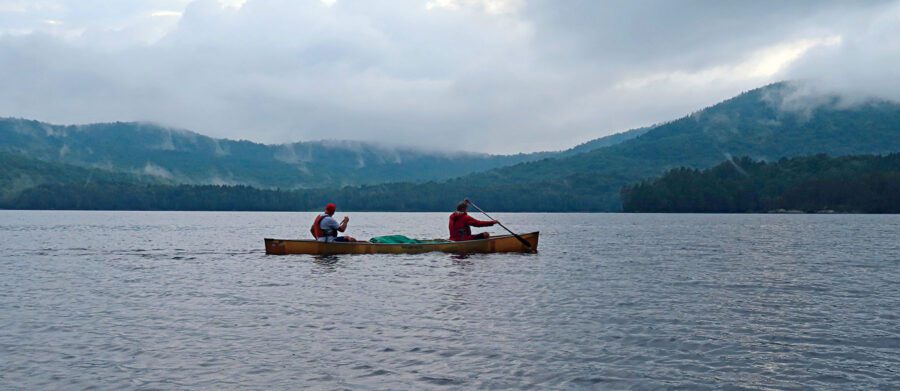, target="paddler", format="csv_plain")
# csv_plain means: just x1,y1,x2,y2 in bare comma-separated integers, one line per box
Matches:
310,203,357,242
449,200,498,241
